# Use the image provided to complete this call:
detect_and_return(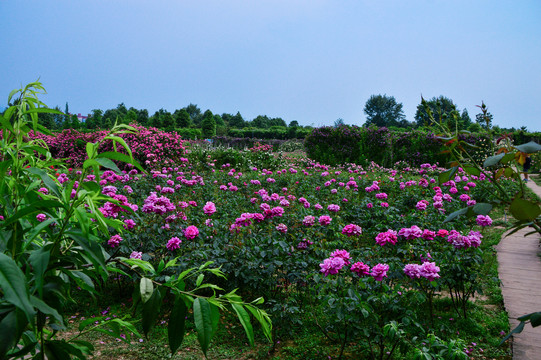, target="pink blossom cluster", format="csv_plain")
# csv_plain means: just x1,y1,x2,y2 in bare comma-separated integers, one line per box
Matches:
184,225,199,240
375,230,398,246
108,234,123,248
342,224,362,237
476,215,492,227
28,125,188,168
320,250,389,281
166,236,182,251
447,230,483,249
398,225,423,240
404,262,441,281
203,201,216,215
141,192,176,215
